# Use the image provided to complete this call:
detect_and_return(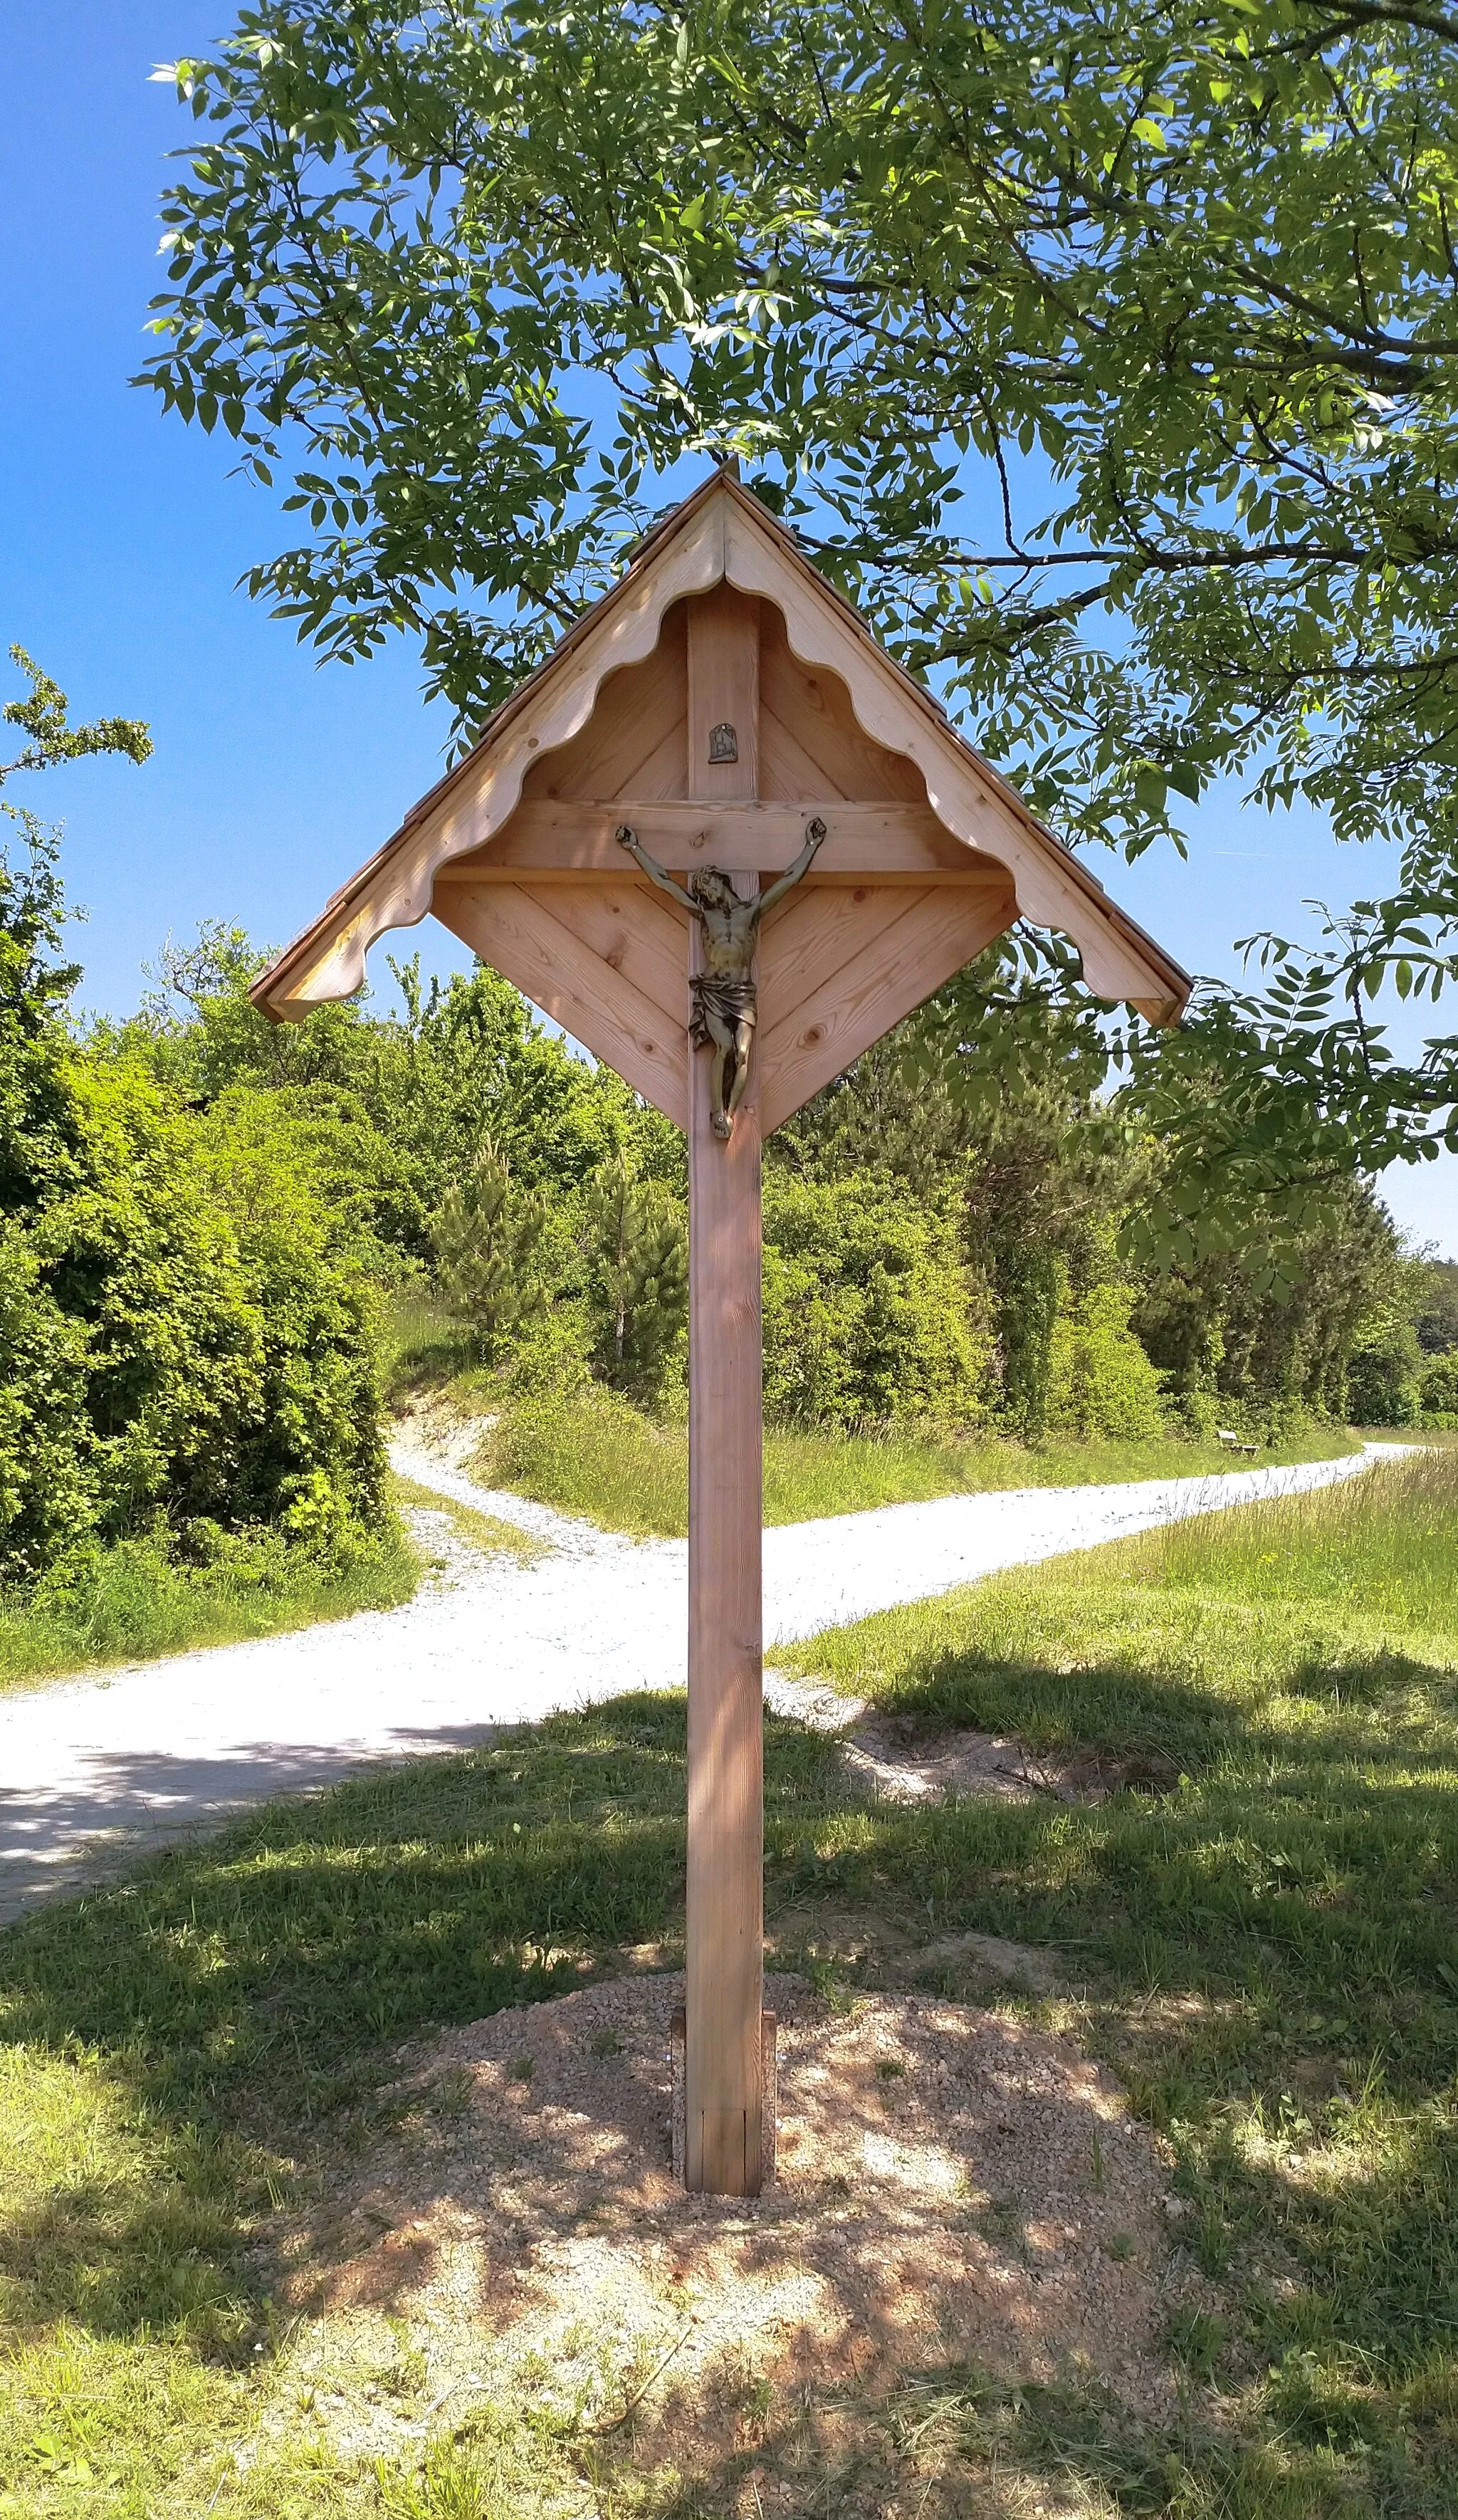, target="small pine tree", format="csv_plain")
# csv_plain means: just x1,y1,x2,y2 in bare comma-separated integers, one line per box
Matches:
995,1244,1063,1438
432,1139,550,1358
582,1157,686,1401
